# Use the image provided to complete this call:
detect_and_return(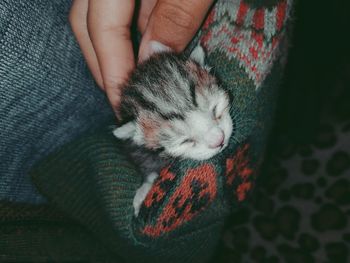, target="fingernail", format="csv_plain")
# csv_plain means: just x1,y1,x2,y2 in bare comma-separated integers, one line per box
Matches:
139,40,172,63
